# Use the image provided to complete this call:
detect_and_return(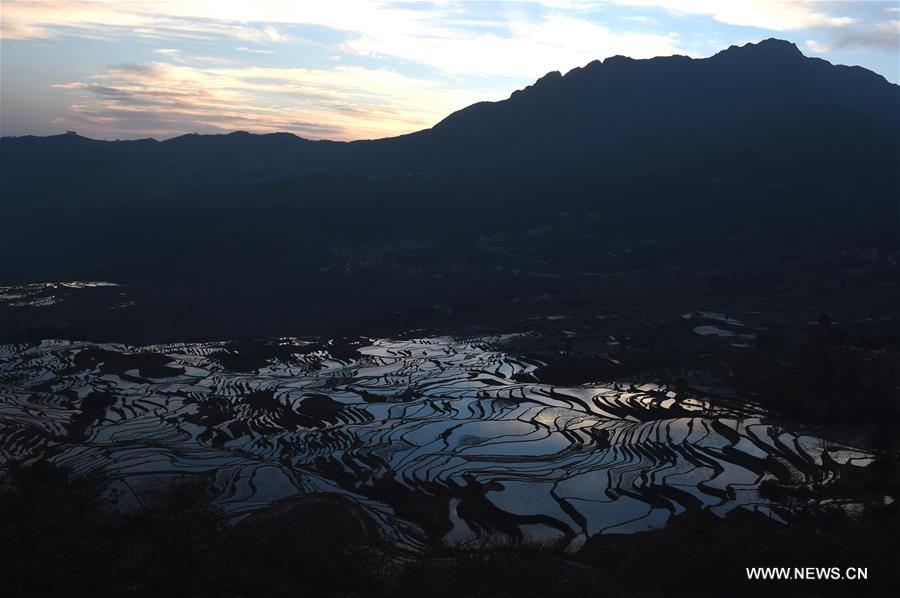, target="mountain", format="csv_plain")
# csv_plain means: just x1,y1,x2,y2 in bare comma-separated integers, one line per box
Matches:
371,38,897,173
1,39,898,341
3,39,897,190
